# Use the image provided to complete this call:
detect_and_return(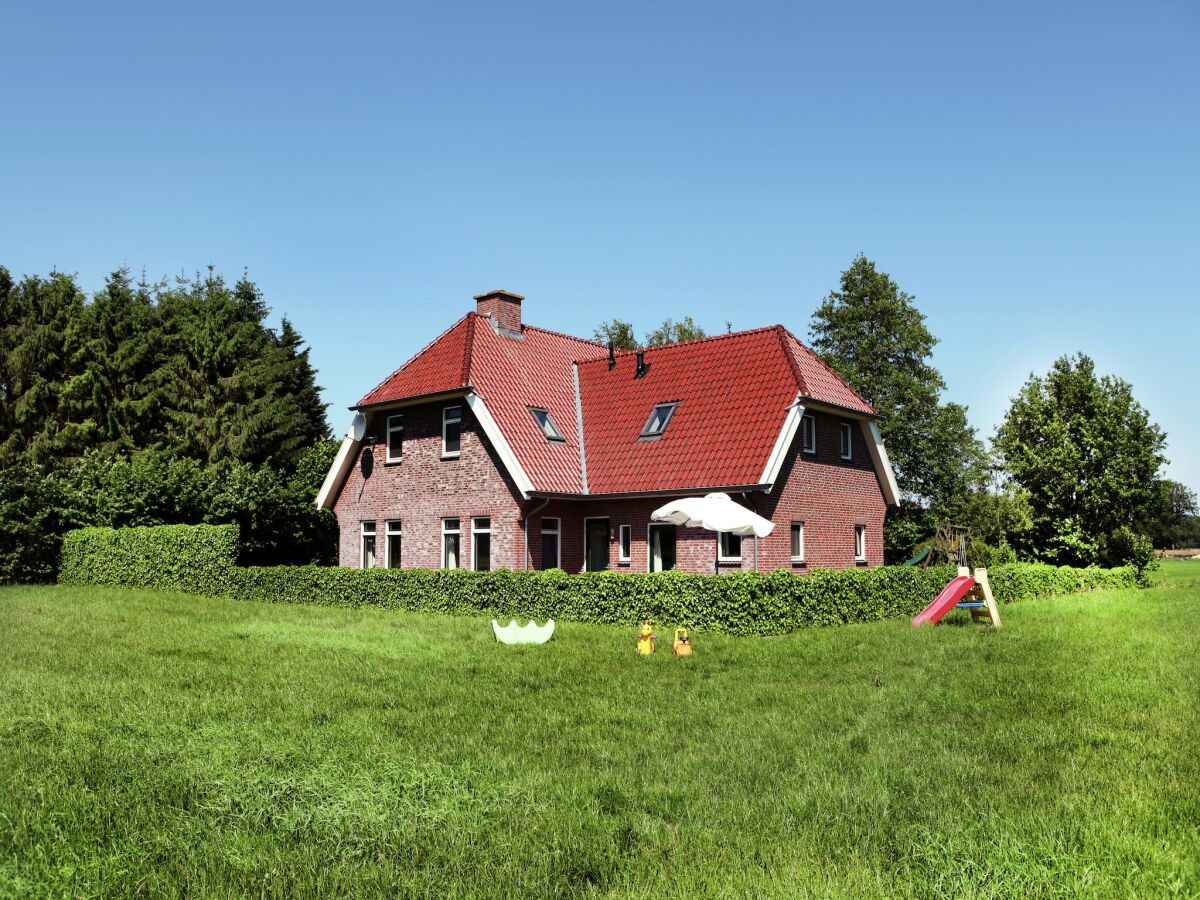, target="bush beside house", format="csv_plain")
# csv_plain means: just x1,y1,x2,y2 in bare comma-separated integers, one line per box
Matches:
59,525,1140,635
